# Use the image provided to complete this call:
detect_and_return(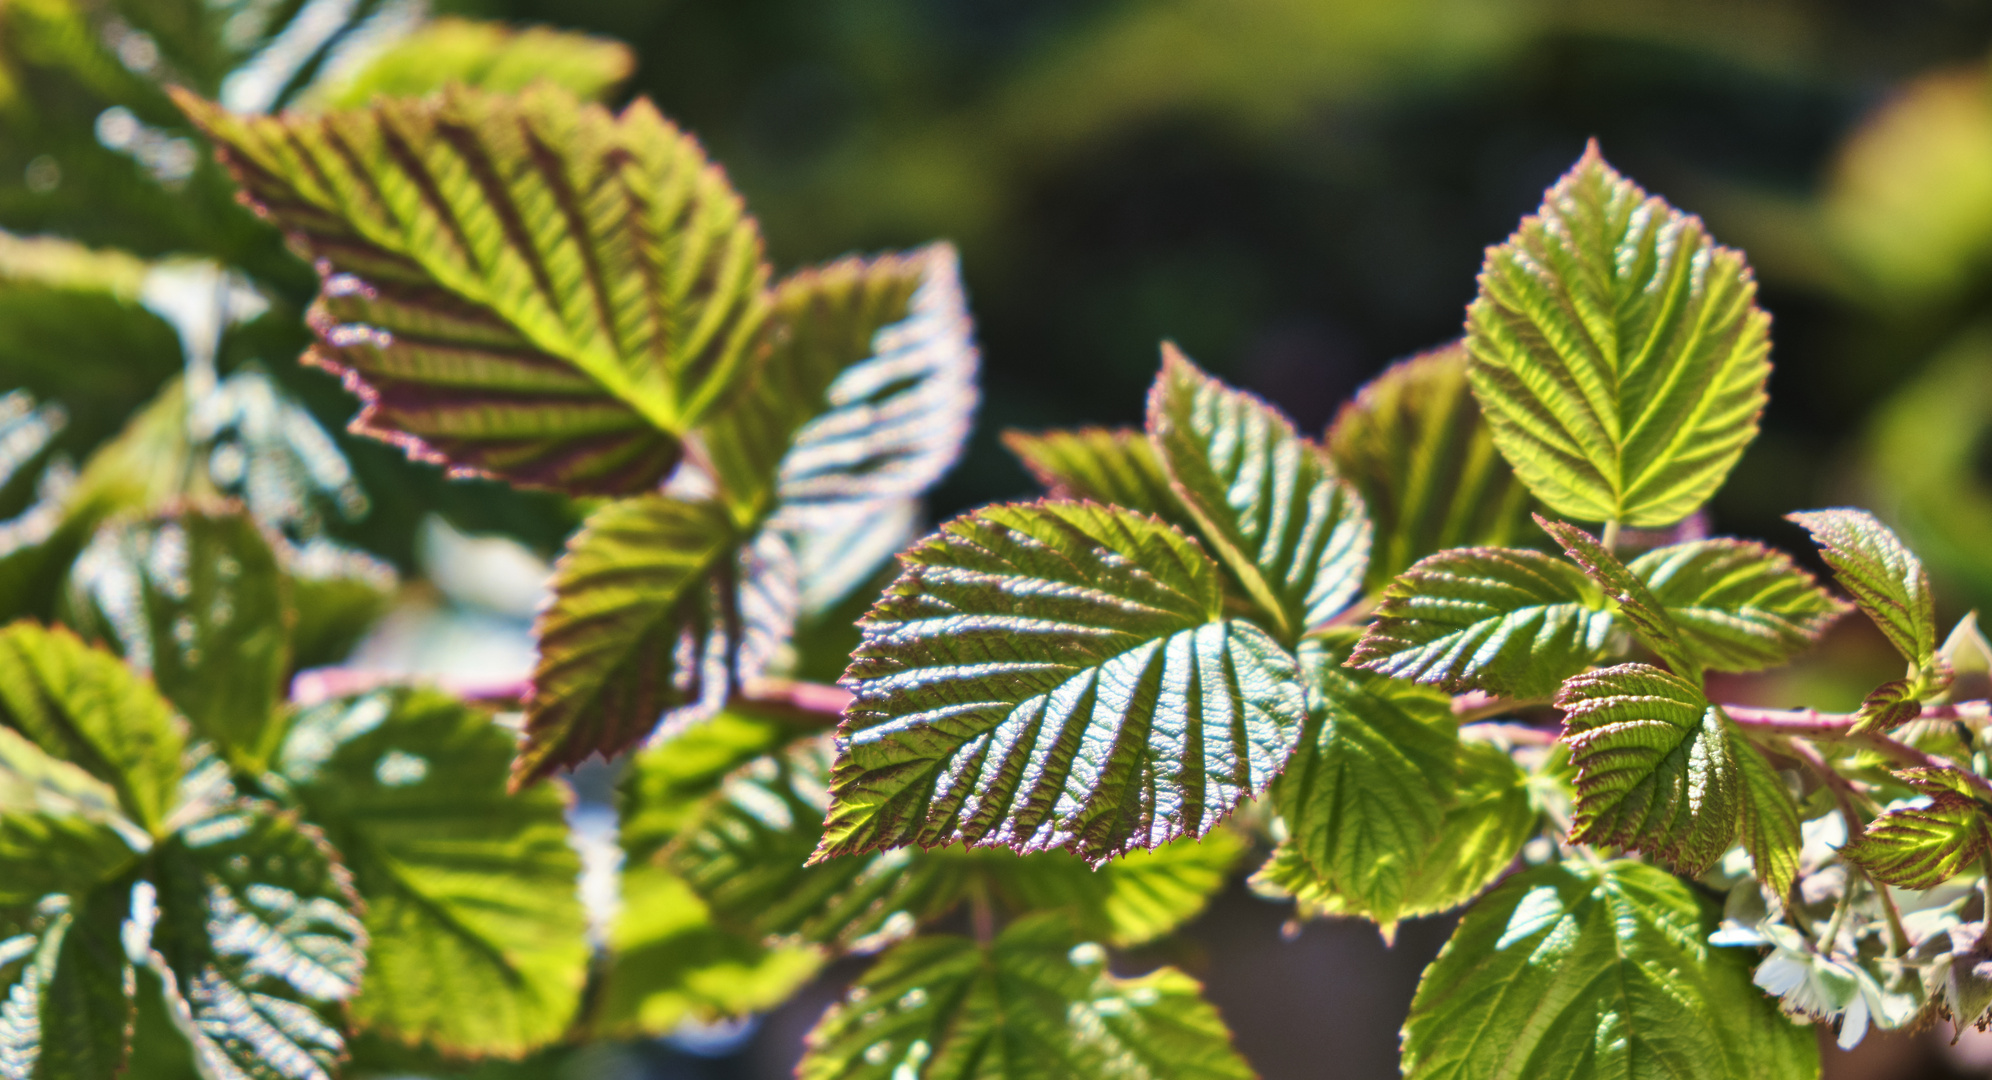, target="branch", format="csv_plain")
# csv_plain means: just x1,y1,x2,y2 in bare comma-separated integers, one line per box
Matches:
1451,690,1552,724
731,678,853,727
1722,703,1970,734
